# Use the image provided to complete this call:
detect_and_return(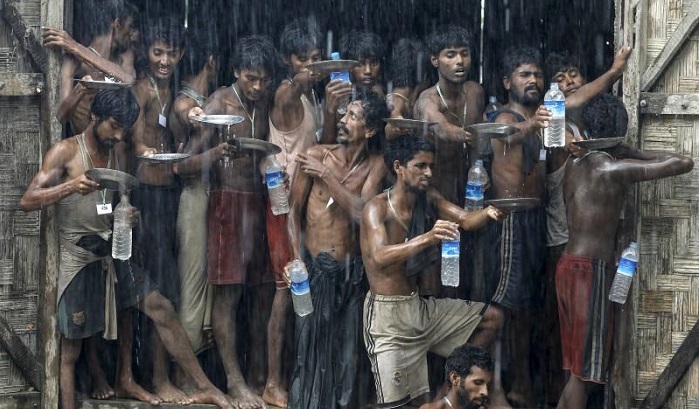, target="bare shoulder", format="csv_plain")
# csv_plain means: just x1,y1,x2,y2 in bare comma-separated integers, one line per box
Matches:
415,86,438,103
465,81,485,98
132,78,153,104
364,191,388,218
305,143,335,160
